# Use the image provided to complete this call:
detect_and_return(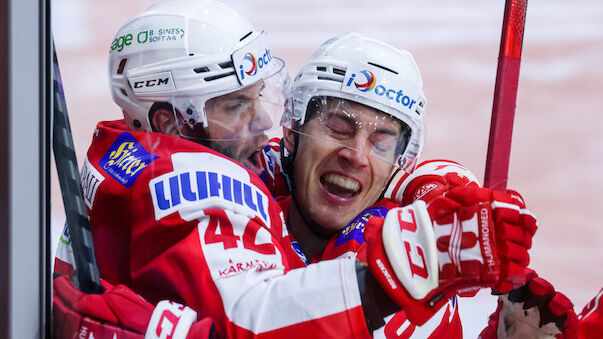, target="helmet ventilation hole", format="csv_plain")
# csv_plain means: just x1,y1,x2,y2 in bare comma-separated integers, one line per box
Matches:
367,62,398,75
194,66,210,73
239,31,253,41
117,59,127,75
